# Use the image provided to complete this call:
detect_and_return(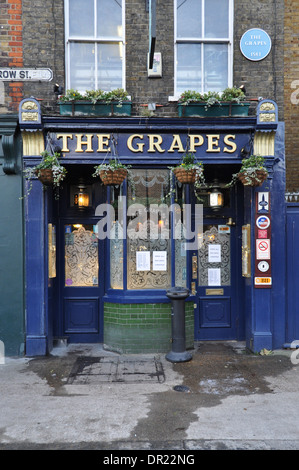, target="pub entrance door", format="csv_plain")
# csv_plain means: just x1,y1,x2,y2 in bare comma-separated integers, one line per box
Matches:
57,219,105,343
194,182,244,341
